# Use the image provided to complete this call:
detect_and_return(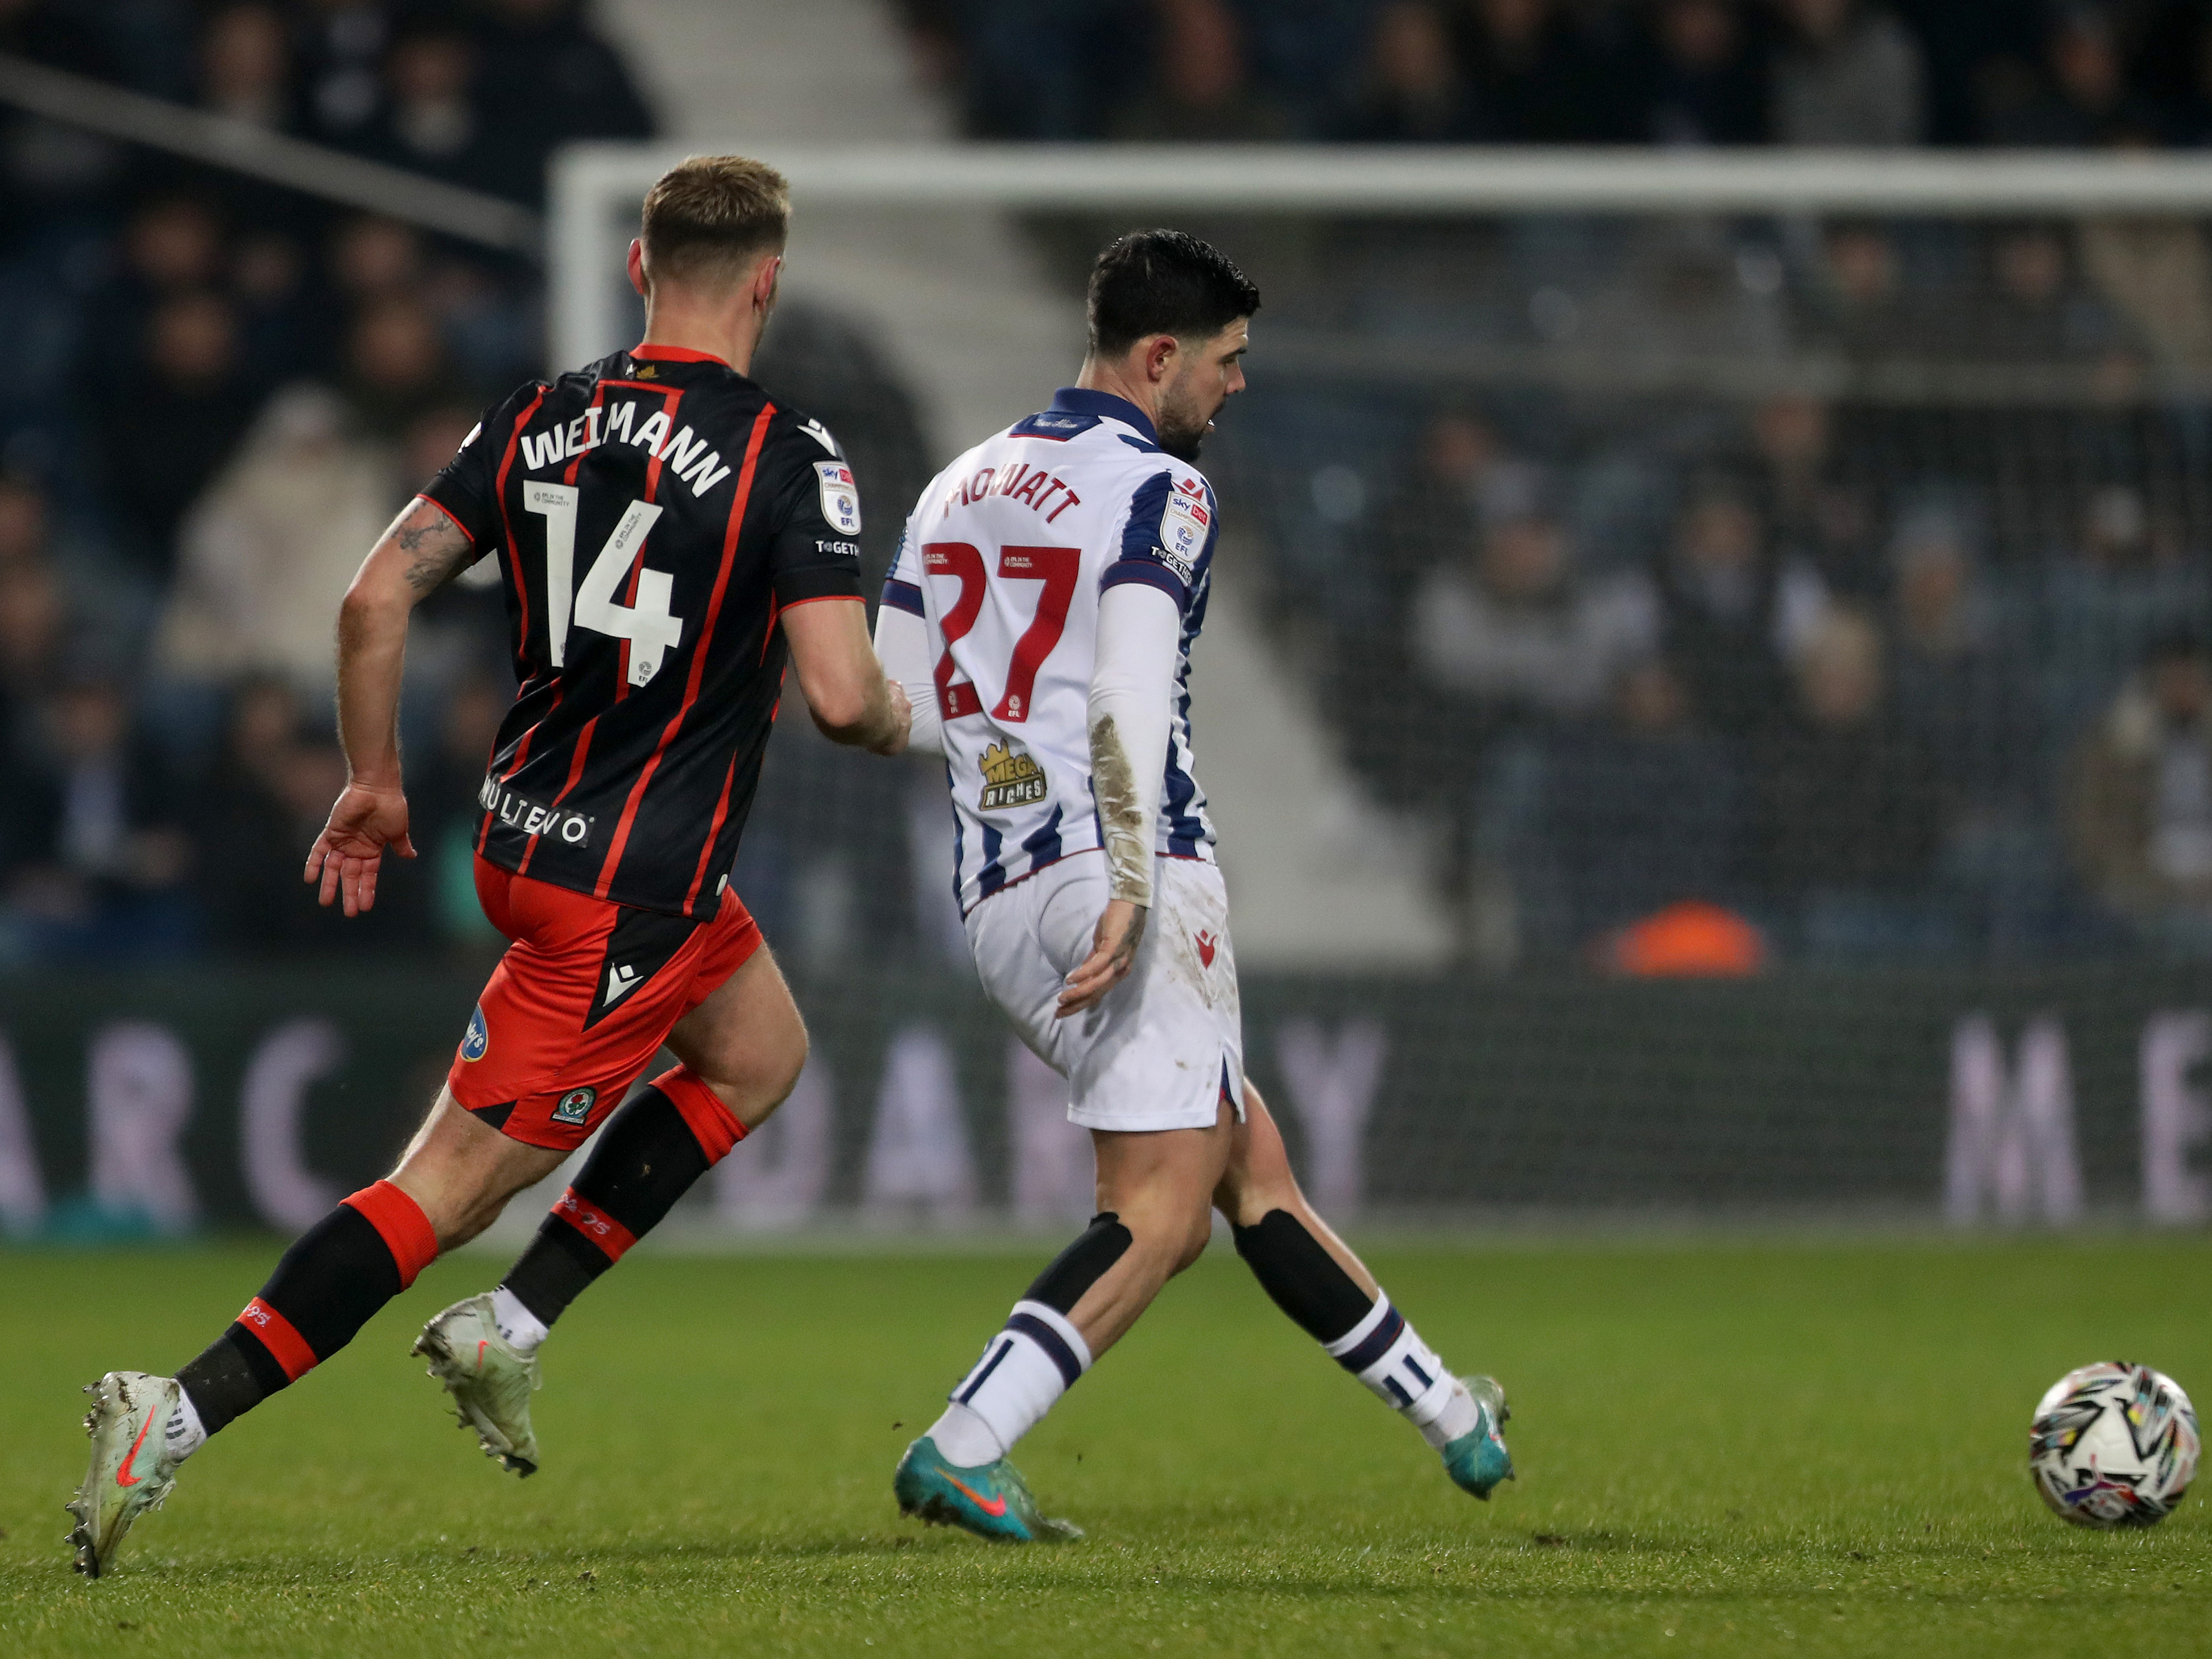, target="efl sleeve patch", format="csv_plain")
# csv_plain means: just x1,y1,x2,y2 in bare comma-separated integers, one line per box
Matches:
815,461,862,536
